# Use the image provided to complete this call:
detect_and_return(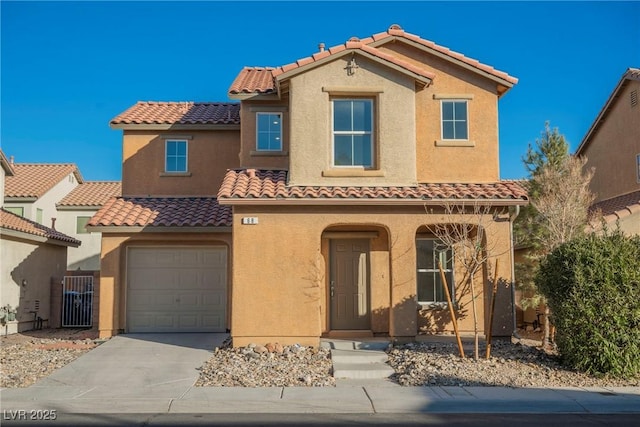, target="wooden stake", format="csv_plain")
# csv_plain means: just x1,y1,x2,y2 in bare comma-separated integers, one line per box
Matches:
439,261,465,359
485,259,500,359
